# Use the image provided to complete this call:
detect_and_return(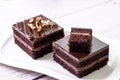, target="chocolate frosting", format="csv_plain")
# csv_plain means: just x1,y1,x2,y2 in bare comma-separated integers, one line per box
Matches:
15,15,59,40
55,35,109,61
